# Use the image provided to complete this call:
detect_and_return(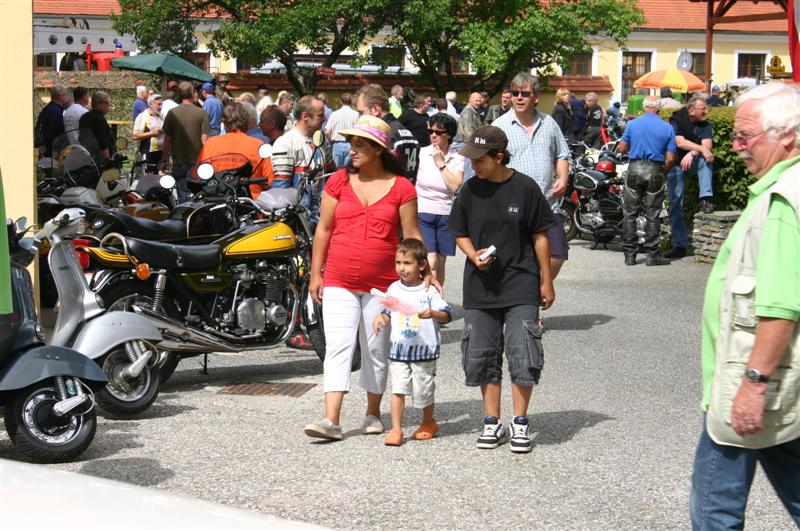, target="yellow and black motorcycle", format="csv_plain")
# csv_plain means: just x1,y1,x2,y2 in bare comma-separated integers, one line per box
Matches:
82,151,348,379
